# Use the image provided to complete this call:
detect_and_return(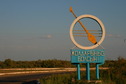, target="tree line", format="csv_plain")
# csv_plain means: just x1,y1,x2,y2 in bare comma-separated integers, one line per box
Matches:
0,59,74,68
0,57,126,69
